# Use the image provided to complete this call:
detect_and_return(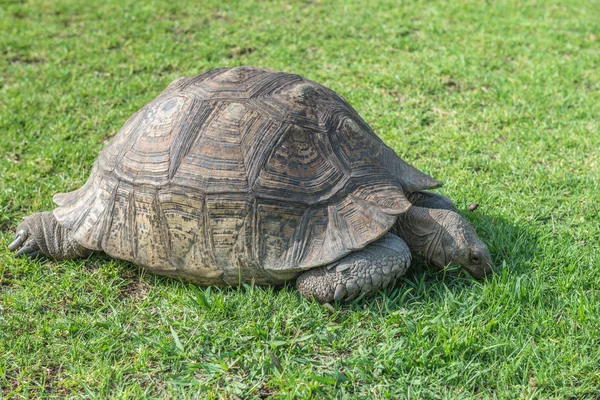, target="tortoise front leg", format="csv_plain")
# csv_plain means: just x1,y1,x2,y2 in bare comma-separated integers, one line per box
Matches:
296,233,411,303
8,212,91,260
